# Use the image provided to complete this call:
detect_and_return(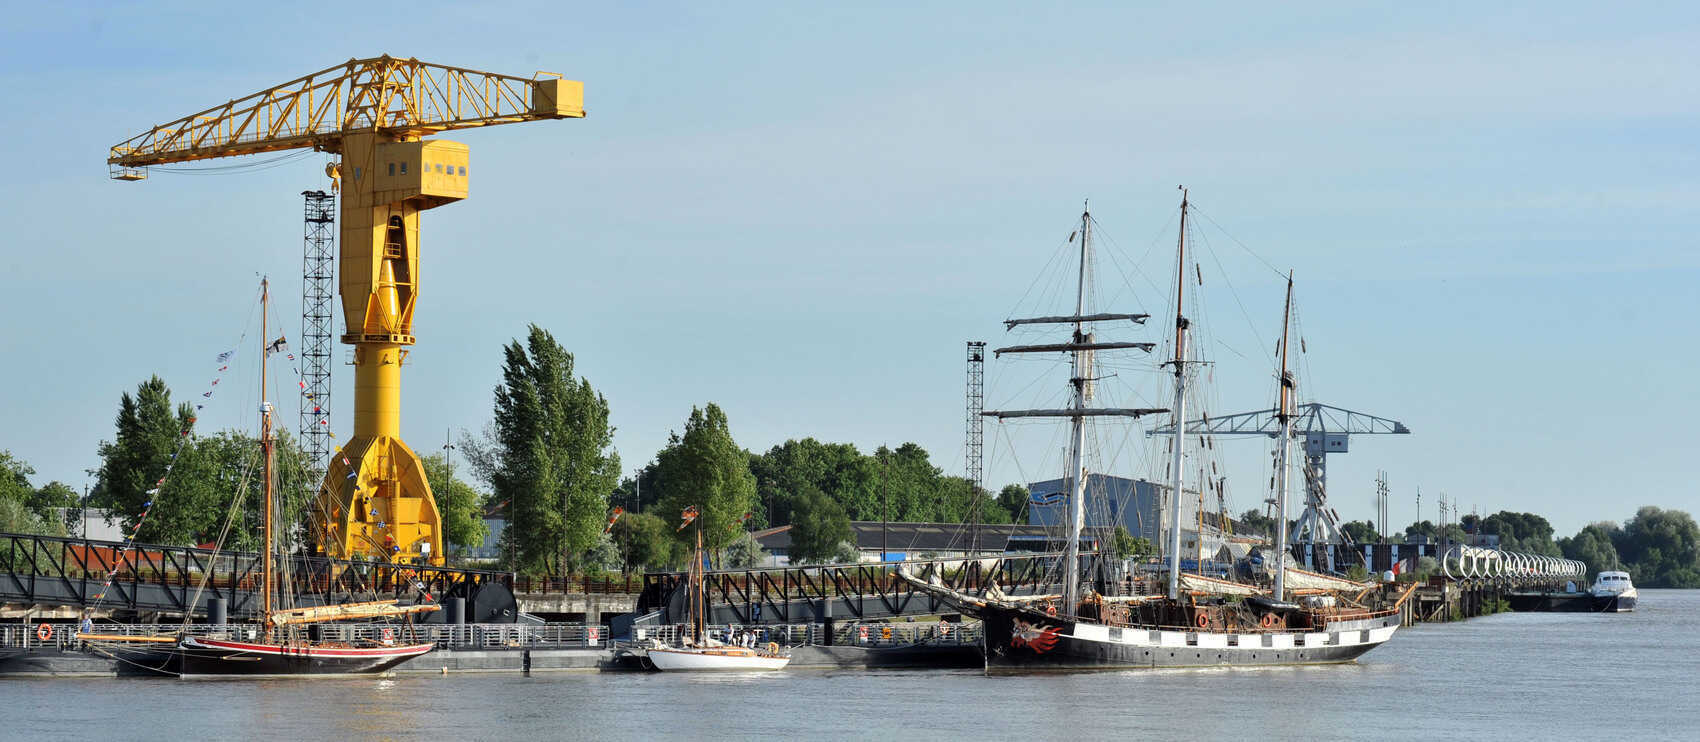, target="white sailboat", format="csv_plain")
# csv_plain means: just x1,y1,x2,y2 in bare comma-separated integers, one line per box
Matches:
647,506,790,672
